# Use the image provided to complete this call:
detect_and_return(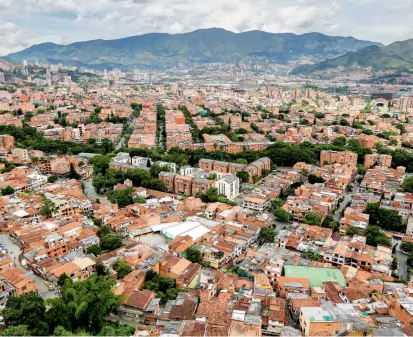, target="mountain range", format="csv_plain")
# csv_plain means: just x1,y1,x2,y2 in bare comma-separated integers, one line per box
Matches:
291,39,413,75
2,28,382,70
